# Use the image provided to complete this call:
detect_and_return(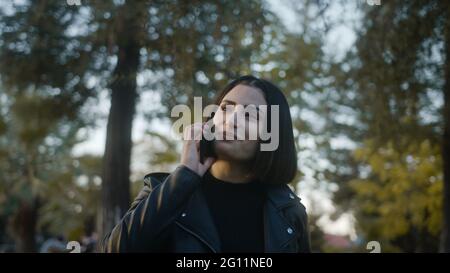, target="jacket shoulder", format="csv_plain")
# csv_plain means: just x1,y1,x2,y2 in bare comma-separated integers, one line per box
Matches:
127,172,170,210
266,184,308,225
266,184,304,209
143,171,170,189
